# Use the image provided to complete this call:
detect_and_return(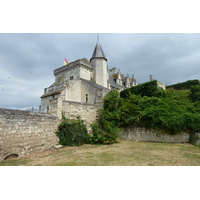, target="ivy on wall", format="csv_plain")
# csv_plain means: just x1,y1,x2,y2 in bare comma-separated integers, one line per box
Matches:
98,80,200,135
120,80,166,99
